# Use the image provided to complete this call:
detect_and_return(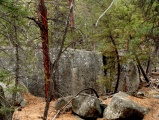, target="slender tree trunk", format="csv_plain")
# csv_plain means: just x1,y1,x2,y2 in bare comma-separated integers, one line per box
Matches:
103,55,107,76
14,44,19,100
135,53,150,83
35,0,51,99
109,36,121,93
146,56,151,75
13,21,19,105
